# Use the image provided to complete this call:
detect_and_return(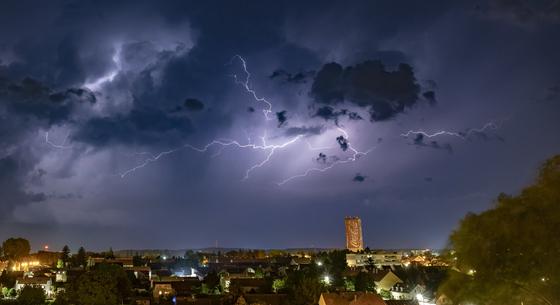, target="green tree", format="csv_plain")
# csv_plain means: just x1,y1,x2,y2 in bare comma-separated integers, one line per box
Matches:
440,155,560,305
344,278,355,291
74,247,87,269
203,271,221,294
325,250,347,288
184,250,200,268
105,248,115,259
2,287,15,298
378,289,391,299
272,278,286,293
365,257,375,272
61,245,70,265
132,253,145,267
52,290,70,305
285,268,325,305
17,286,46,305
354,271,375,292
0,271,16,288
68,264,131,305
1,238,30,261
